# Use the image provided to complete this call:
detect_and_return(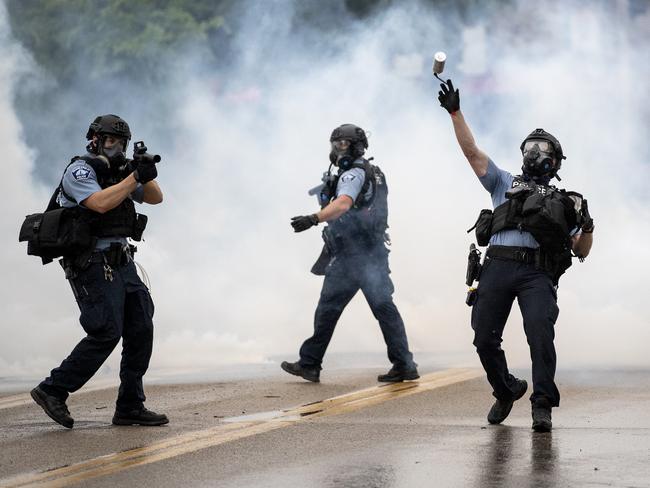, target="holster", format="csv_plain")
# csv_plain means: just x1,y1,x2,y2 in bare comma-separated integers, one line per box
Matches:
310,245,330,276
465,244,482,286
